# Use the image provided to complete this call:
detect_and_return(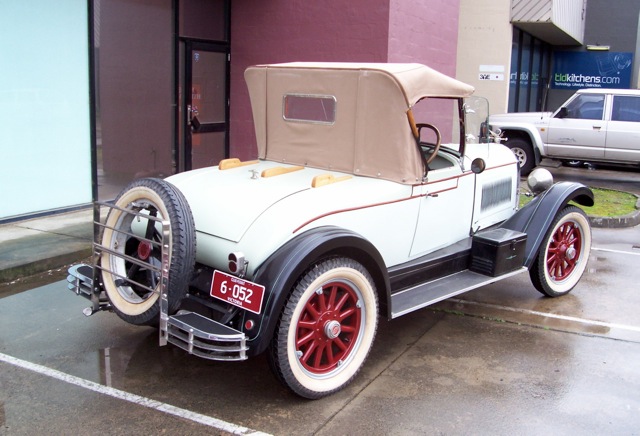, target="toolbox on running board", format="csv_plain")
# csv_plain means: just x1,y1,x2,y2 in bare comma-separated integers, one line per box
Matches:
470,228,527,277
